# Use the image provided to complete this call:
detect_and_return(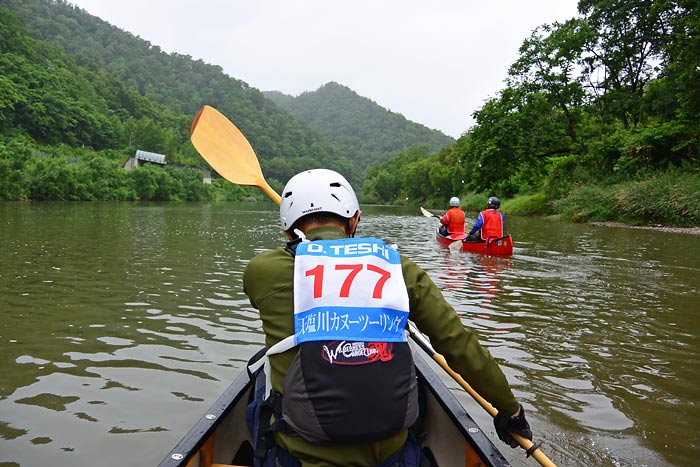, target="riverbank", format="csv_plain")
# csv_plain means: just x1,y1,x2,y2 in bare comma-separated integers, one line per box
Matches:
492,176,700,233
591,222,700,235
